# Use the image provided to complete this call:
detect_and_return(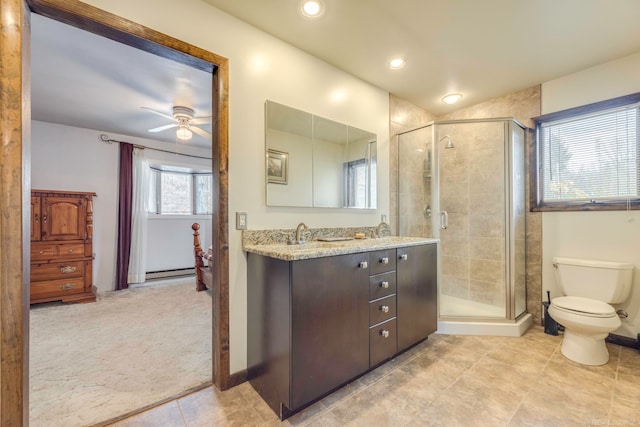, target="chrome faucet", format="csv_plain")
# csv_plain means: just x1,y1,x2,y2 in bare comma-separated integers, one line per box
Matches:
295,222,308,244
375,222,391,238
